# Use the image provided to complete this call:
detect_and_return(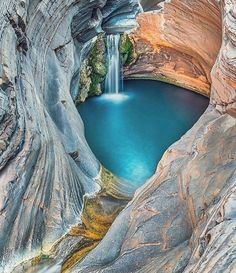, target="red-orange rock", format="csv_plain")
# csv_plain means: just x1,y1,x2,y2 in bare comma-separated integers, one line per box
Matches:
125,1,222,97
